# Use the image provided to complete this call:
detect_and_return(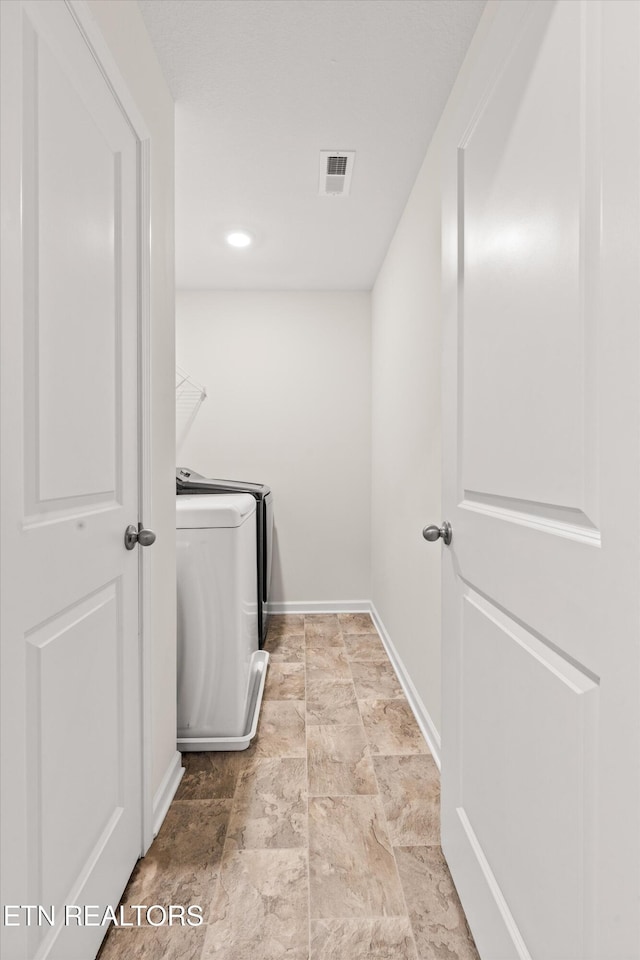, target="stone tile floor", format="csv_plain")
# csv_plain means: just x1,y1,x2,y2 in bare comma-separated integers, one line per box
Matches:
98,613,479,960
